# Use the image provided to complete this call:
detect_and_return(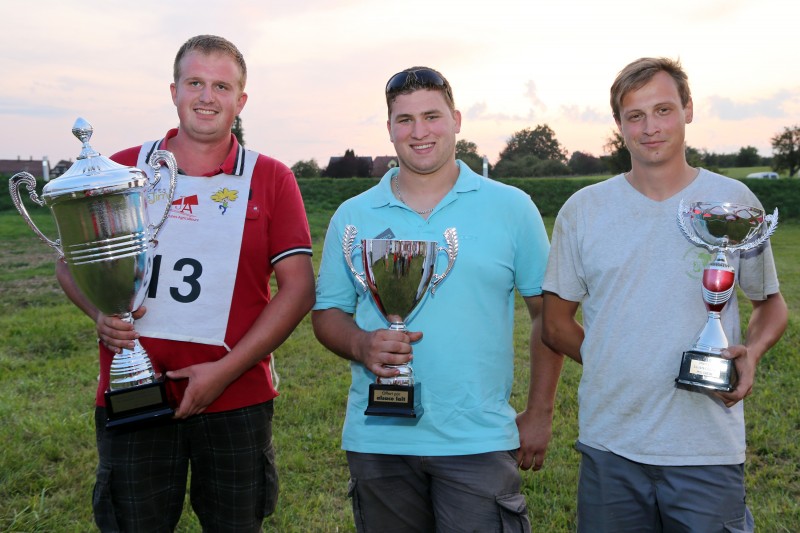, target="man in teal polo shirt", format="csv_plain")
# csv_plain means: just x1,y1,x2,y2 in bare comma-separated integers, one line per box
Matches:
312,67,563,531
